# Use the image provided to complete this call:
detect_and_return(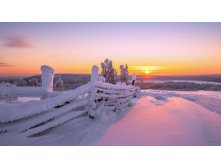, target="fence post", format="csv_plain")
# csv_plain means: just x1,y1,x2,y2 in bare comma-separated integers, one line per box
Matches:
41,65,54,93
91,65,99,82
88,65,99,118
